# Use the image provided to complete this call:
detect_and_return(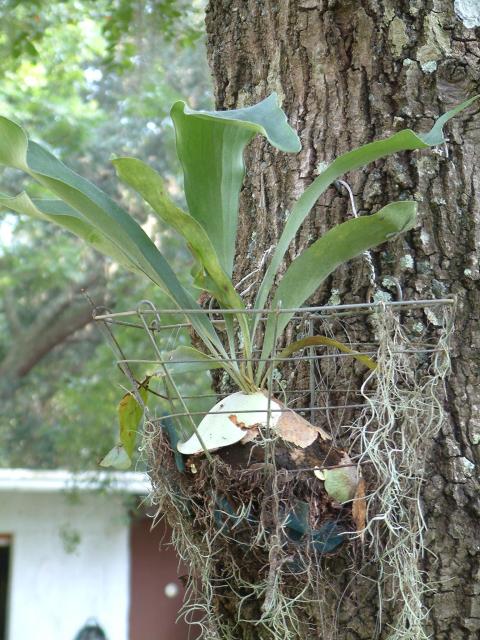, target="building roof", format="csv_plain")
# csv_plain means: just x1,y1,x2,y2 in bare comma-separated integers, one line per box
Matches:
0,468,151,494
